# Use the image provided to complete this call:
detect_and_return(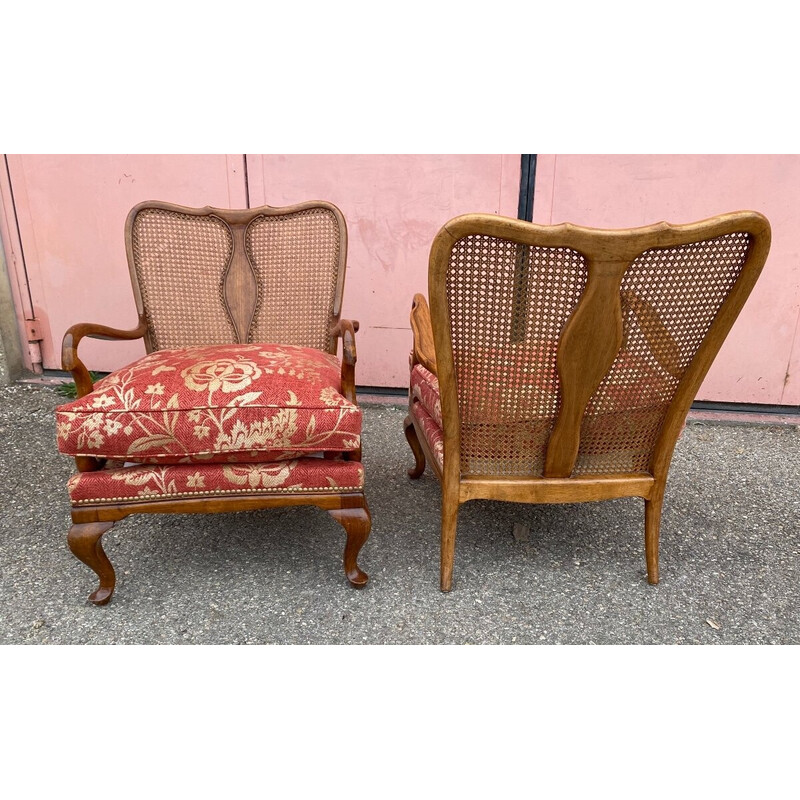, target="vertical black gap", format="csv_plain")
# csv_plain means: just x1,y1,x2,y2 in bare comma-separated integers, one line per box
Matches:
517,154,537,222
243,154,250,209
511,155,536,341
3,155,35,311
